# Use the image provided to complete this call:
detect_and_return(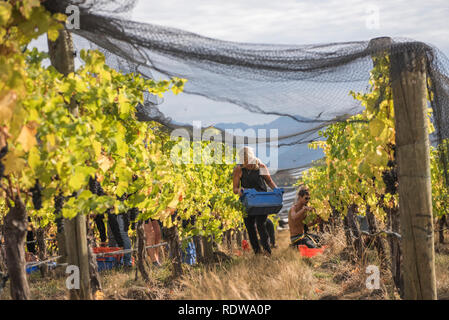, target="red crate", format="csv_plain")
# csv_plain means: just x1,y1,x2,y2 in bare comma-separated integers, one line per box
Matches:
93,247,123,263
